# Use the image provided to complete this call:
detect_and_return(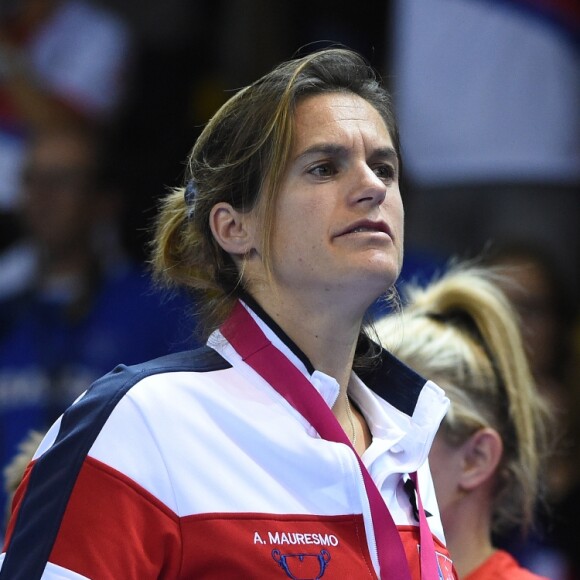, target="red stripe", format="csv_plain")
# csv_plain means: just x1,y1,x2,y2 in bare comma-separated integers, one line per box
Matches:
49,457,181,579
179,512,377,578
3,462,35,550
